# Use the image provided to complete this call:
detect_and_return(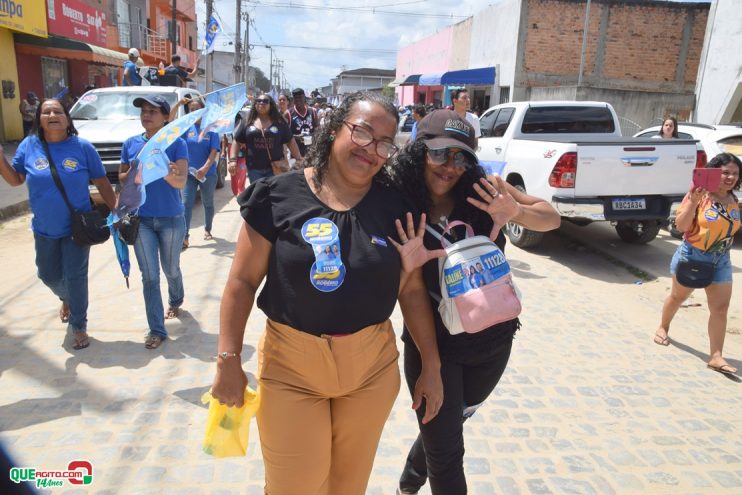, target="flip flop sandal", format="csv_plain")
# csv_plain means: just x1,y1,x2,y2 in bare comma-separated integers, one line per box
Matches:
144,334,164,350
165,307,180,319
707,363,737,376
59,303,70,323
204,232,213,240
72,332,90,350
653,333,670,346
